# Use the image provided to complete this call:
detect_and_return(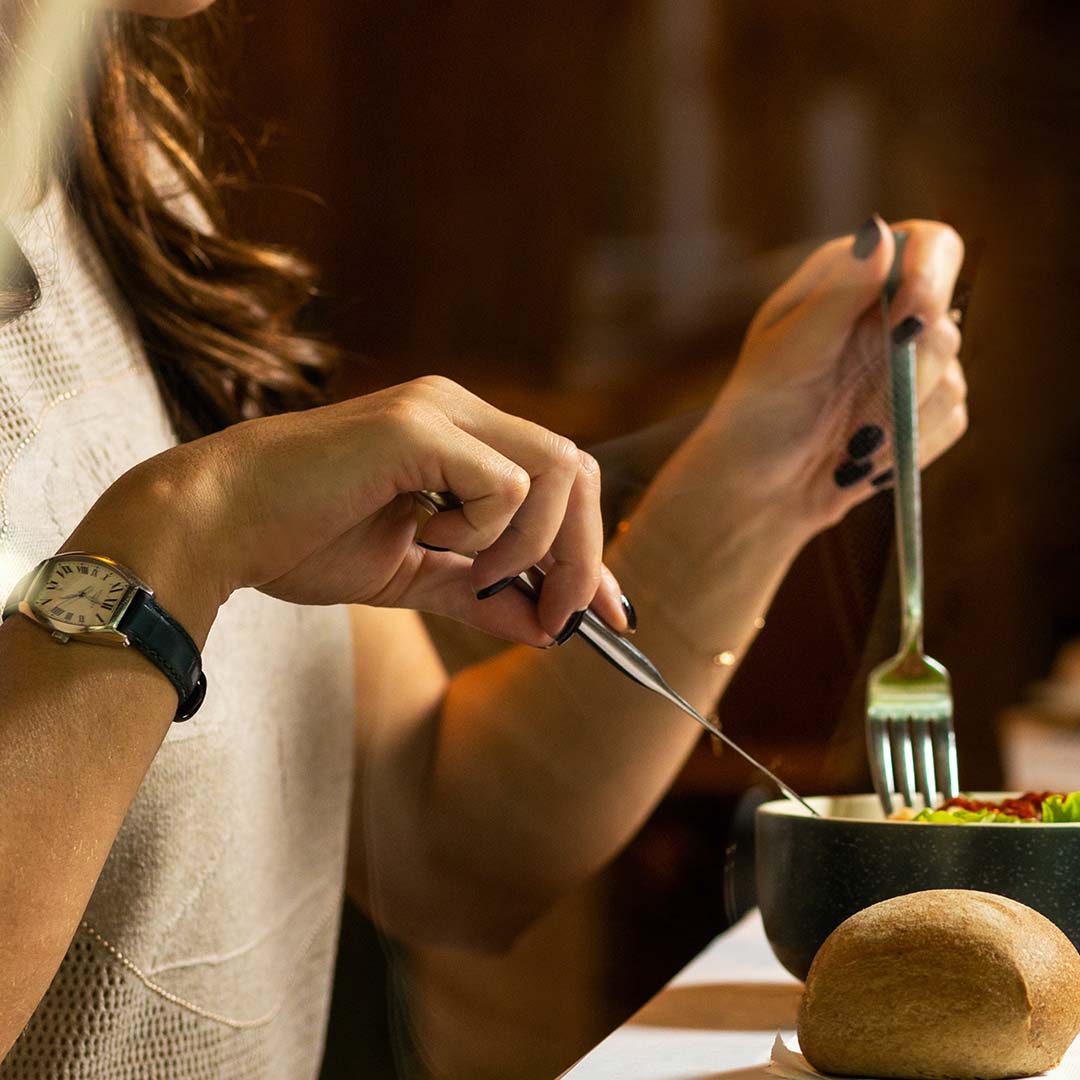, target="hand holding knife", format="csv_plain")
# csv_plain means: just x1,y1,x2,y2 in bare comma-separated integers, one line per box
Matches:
413,490,818,815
